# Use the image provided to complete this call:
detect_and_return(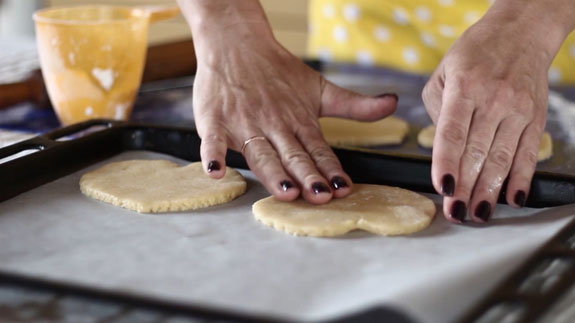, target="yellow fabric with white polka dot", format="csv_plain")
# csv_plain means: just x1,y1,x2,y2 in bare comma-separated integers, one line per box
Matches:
308,0,575,85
